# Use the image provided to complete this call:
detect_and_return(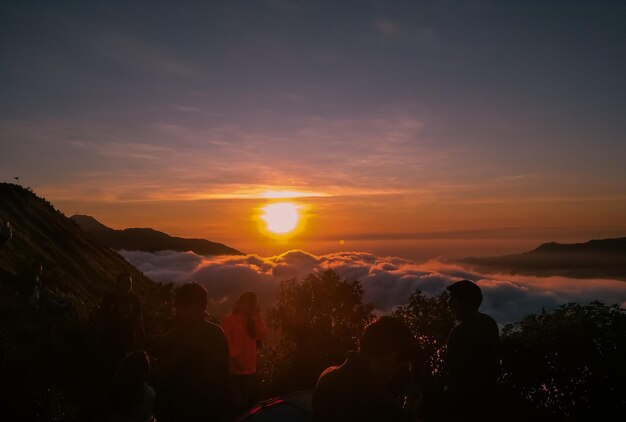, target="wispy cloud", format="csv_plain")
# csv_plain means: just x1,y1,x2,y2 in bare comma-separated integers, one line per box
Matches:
0,111,436,201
